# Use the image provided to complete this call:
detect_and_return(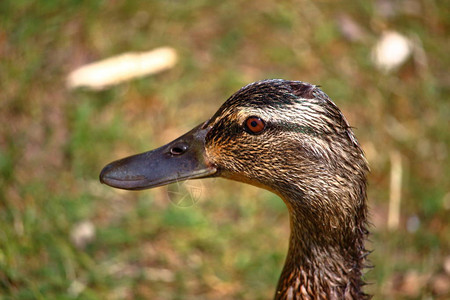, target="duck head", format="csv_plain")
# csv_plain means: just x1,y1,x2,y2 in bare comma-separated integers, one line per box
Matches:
100,79,367,206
